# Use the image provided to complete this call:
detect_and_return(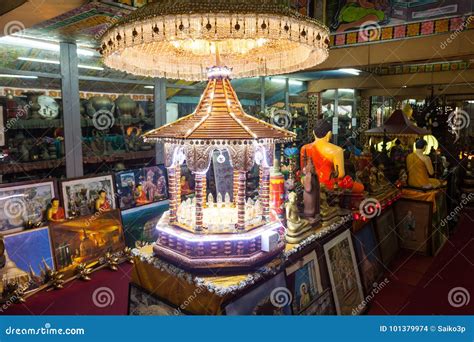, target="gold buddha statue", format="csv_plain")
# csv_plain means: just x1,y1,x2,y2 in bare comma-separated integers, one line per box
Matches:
369,167,382,194
406,139,444,189
285,192,314,244
377,164,391,189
